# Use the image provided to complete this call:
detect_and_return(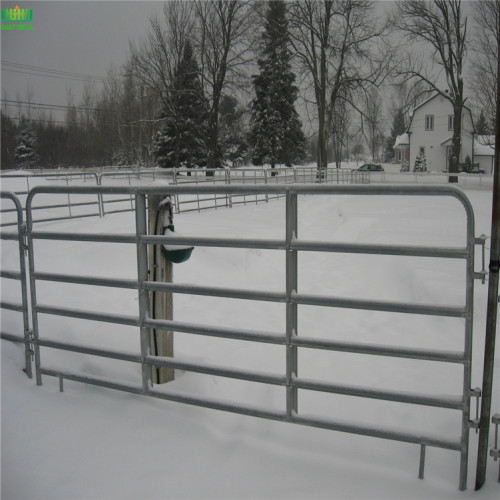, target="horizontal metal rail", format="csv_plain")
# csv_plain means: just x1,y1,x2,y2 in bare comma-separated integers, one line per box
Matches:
291,336,465,363
0,332,26,343
290,413,461,451
1,269,23,280
33,272,286,303
145,355,286,386
144,317,286,345
34,272,138,290
143,281,287,303
291,240,468,259
292,377,463,409
0,231,24,240
292,292,466,317
0,300,26,312
41,367,144,395
38,366,461,452
38,338,142,364
35,304,139,327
